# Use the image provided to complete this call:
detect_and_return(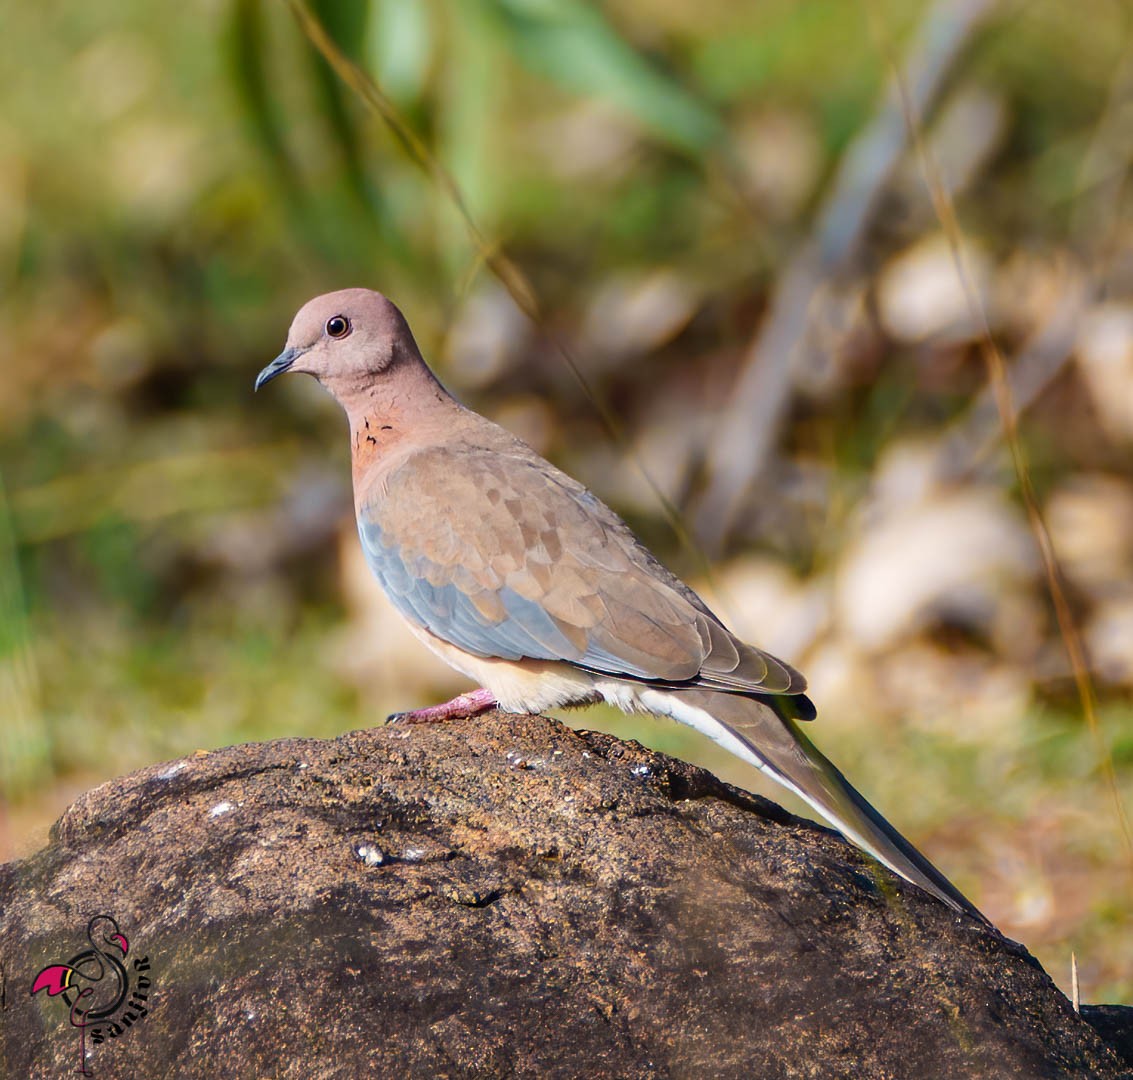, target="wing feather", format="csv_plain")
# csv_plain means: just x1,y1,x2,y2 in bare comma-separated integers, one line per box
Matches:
358,440,809,702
